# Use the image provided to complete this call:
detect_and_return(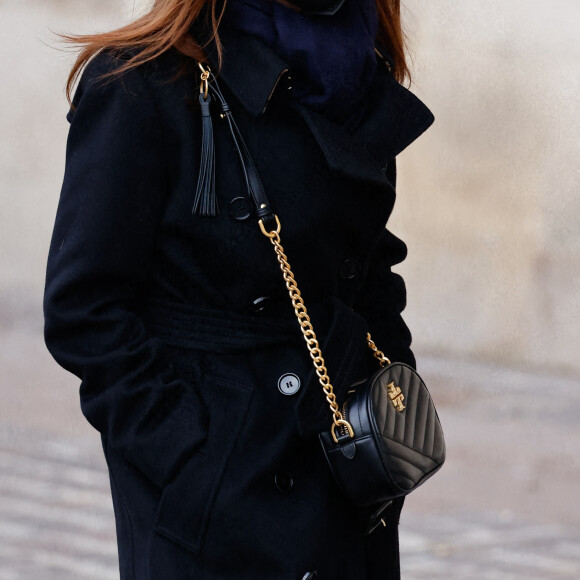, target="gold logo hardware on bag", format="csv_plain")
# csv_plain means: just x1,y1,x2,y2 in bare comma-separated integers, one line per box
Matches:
196,63,446,508
387,381,406,412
